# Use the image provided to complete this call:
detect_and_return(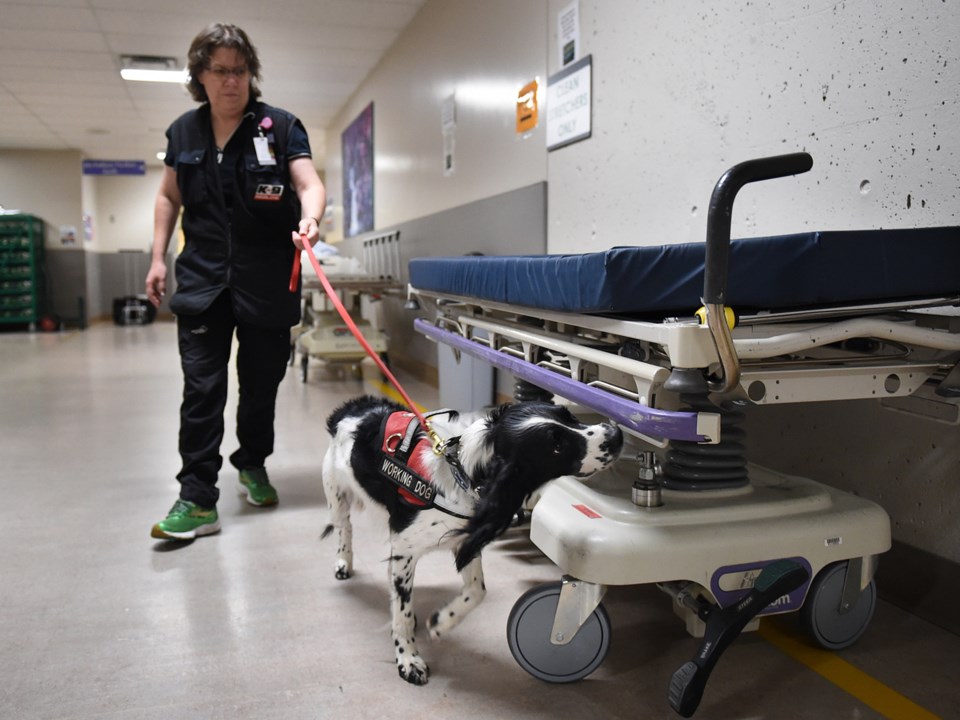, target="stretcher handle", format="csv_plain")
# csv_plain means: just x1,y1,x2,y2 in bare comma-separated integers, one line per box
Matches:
703,153,813,394
703,152,813,304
